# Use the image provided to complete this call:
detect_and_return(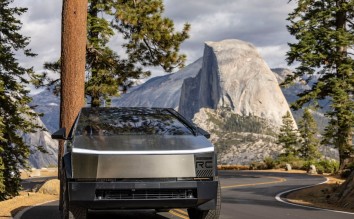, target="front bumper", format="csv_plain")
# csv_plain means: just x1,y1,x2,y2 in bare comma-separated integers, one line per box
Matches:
68,180,218,210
